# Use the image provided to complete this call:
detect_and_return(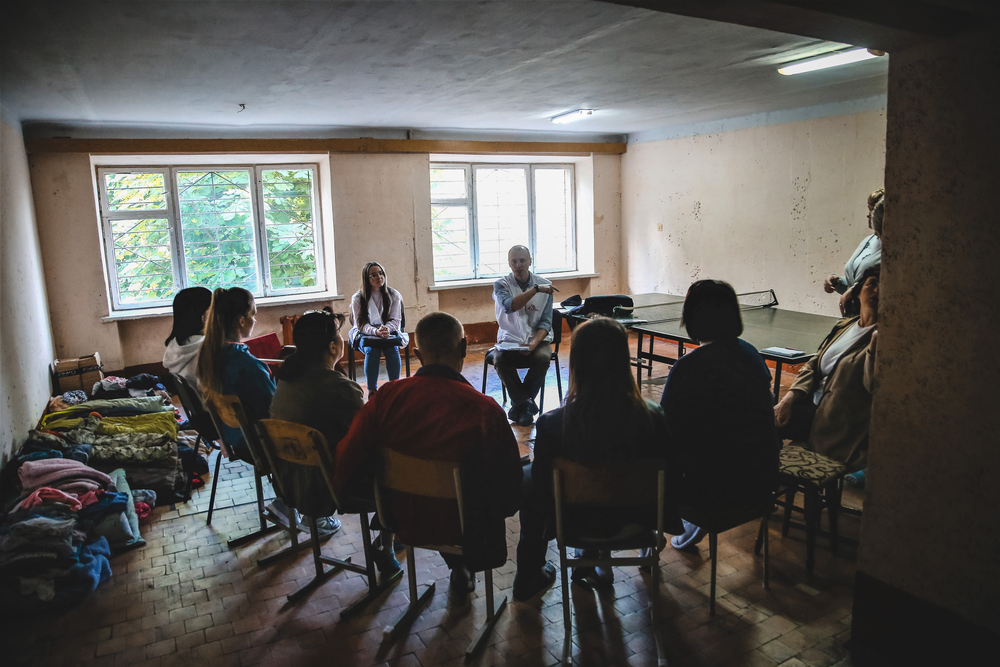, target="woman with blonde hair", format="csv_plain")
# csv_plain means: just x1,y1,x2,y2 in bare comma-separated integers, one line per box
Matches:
197,287,338,534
